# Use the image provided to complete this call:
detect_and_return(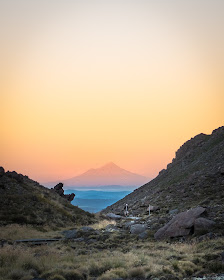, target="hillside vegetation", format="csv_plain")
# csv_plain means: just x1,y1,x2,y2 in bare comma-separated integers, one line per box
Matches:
0,169,95,228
